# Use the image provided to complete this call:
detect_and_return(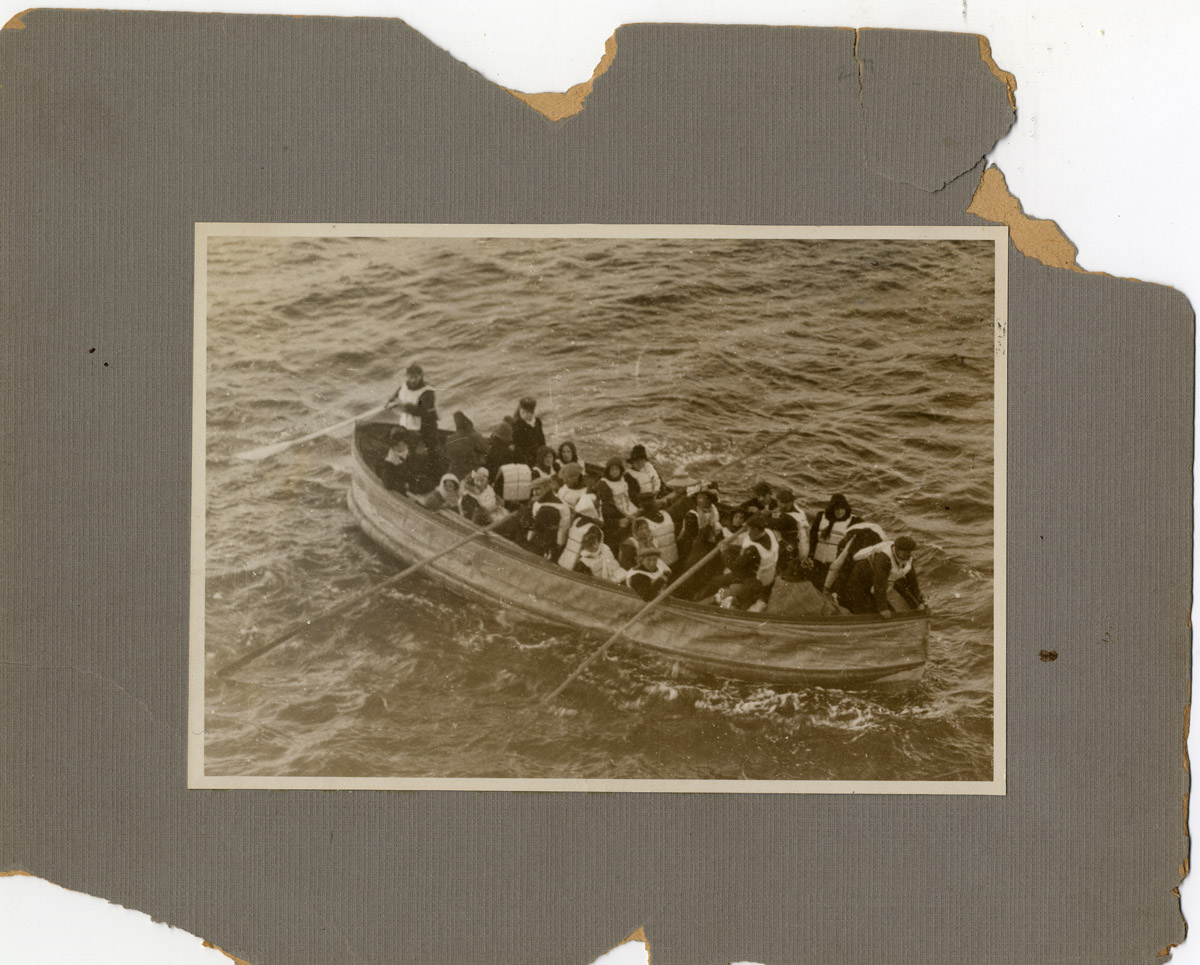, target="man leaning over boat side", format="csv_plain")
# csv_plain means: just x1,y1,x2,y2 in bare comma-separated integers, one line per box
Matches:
384,363,440,456
839,535,926,619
